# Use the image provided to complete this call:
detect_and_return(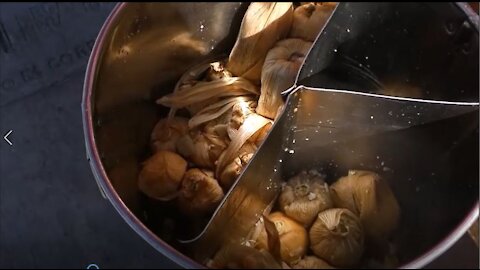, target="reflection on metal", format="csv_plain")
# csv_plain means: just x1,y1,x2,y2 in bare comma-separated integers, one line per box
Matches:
182,86,297,262
191,85,479,264
84,2,479,269
84,3,248,268
298,2,479,103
